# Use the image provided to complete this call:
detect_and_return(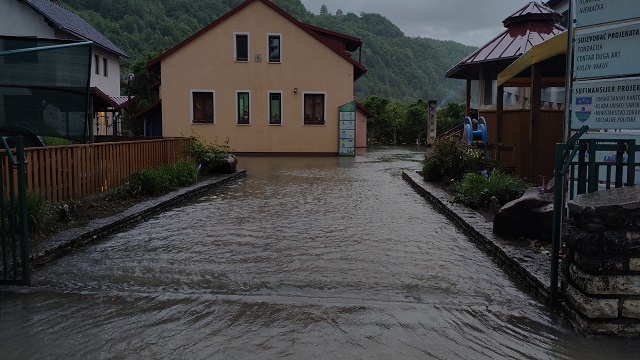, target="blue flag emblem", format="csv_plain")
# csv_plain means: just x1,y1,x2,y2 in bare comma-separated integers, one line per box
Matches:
575,97,592,122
